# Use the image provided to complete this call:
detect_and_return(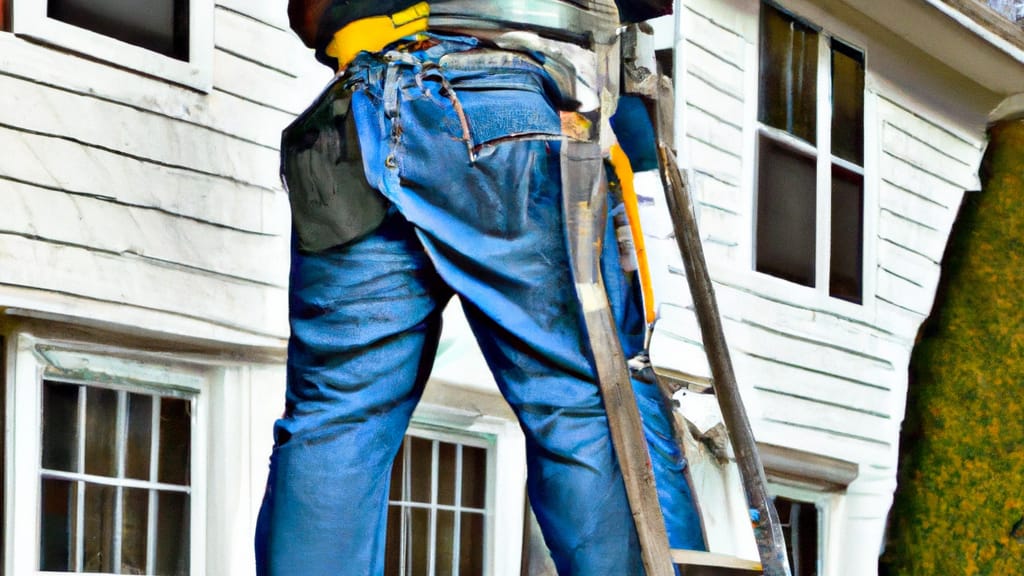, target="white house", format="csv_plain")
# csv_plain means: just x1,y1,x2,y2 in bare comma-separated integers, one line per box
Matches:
0,0,1022,575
